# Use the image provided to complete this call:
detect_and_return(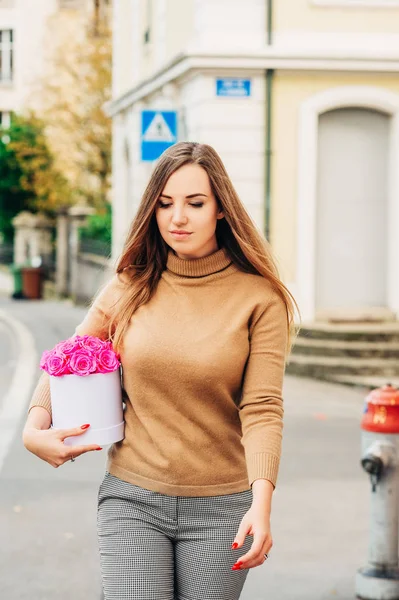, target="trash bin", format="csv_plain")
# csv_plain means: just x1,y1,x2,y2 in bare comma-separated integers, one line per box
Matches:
21,266,45,300
9,264,23,297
